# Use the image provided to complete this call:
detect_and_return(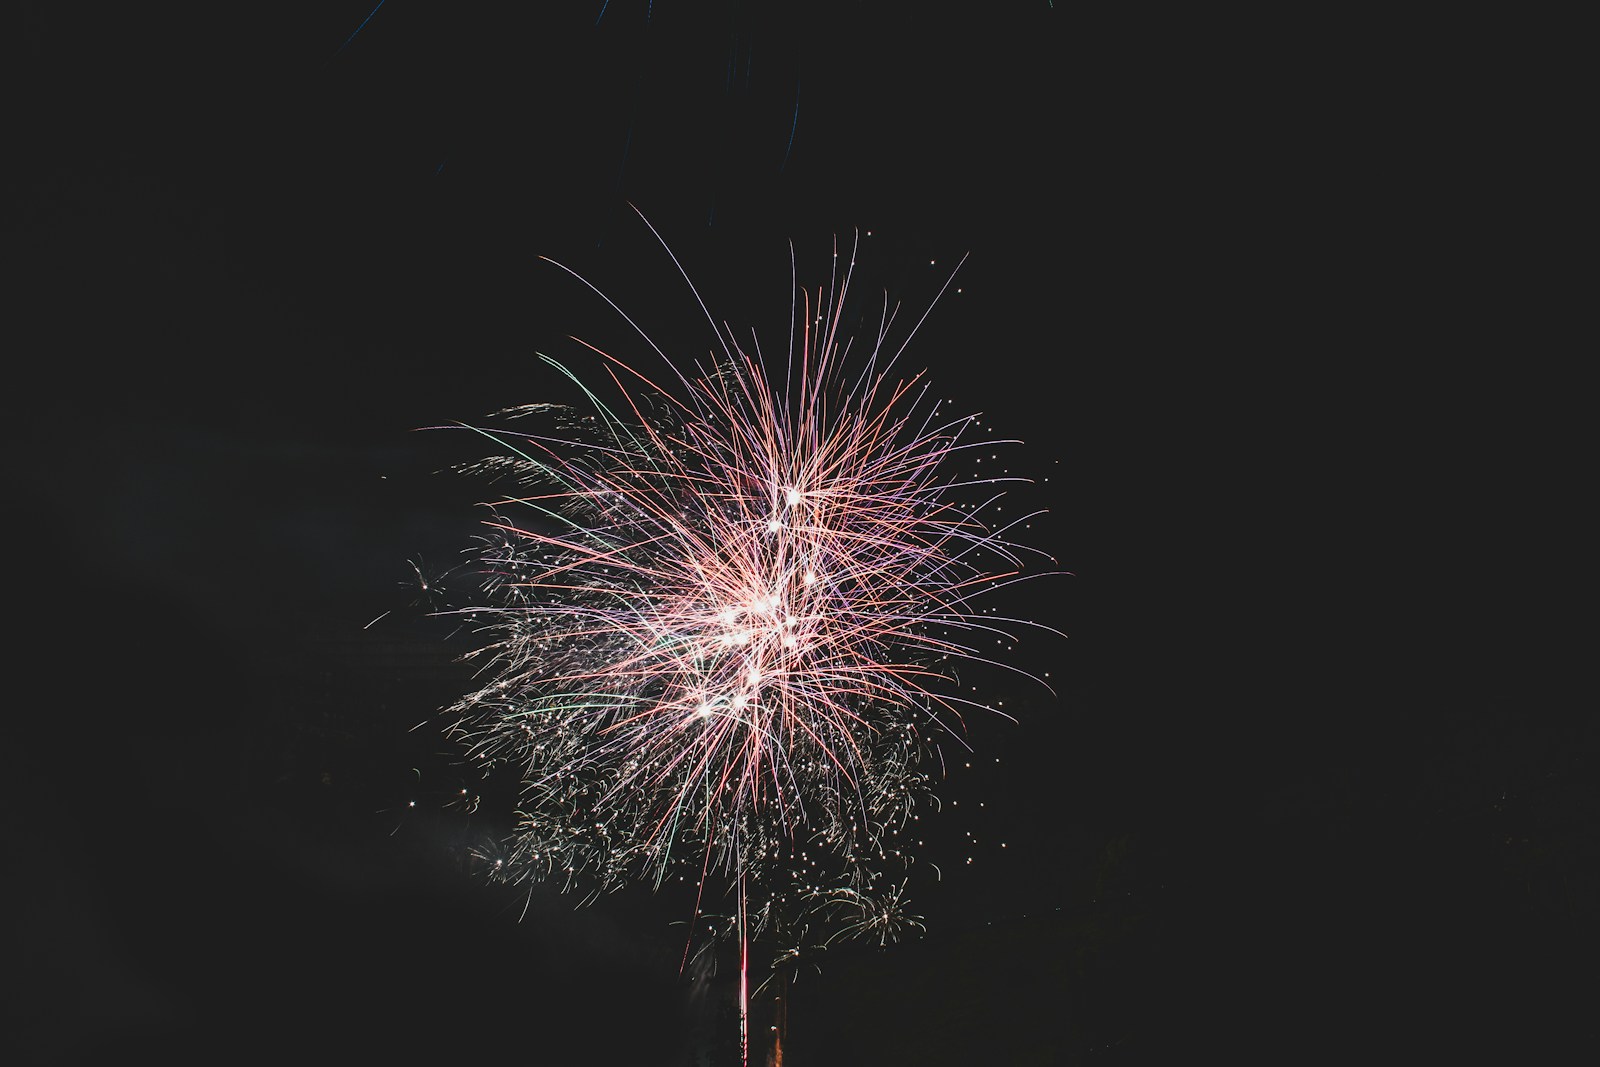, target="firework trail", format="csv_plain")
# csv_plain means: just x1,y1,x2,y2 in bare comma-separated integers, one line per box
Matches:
432,209,1058,1055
